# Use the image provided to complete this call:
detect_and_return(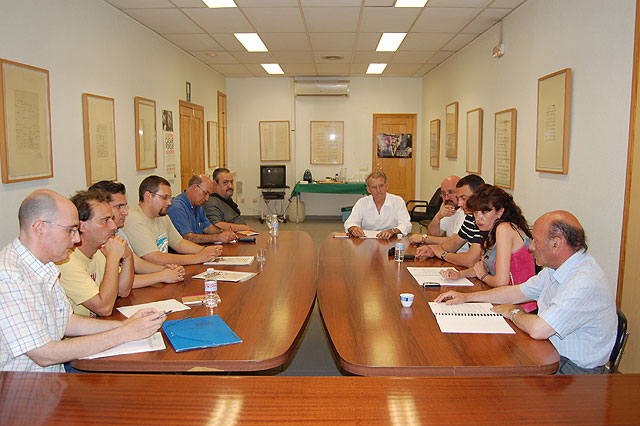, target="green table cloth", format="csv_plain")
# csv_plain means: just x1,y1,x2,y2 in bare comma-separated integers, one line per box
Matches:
291,182,367,196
